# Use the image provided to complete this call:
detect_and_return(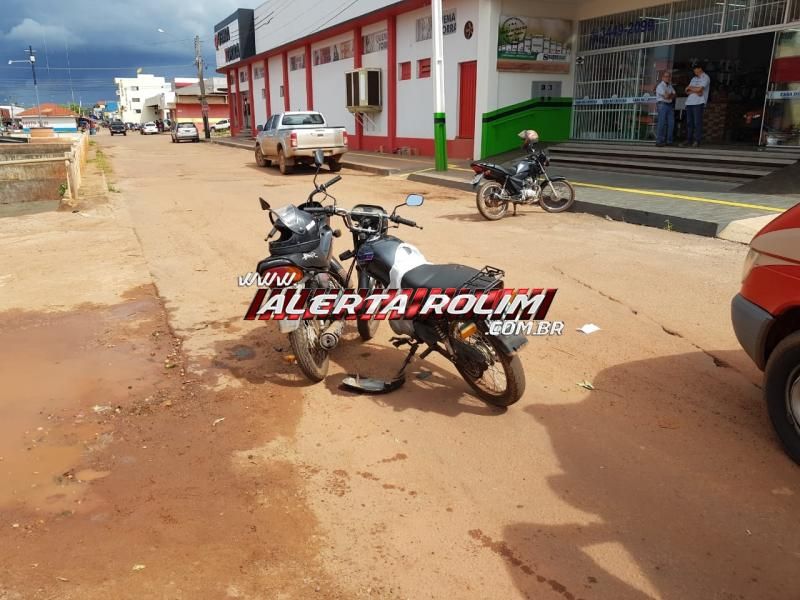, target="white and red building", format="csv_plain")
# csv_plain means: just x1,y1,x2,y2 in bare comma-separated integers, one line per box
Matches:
214,0,800,158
